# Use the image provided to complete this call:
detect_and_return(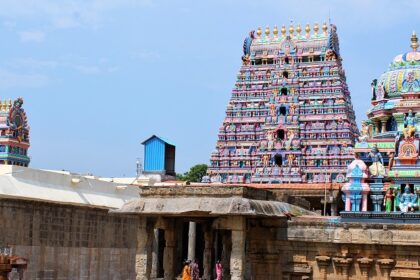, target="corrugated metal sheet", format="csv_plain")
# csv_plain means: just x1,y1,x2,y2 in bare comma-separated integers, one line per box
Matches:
143,137,165,172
